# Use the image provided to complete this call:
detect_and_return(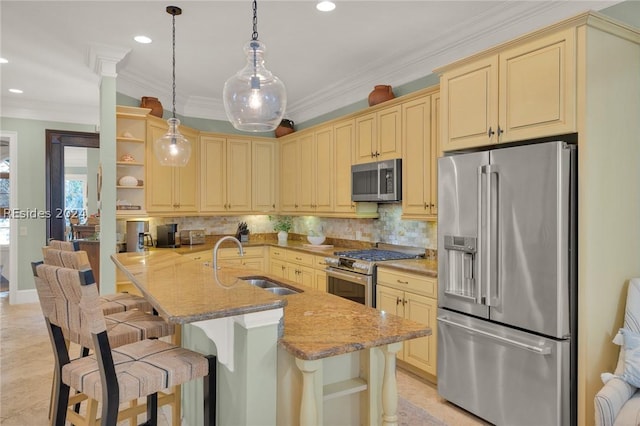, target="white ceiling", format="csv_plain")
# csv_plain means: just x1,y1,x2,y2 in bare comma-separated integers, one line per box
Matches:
0,1,622,127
